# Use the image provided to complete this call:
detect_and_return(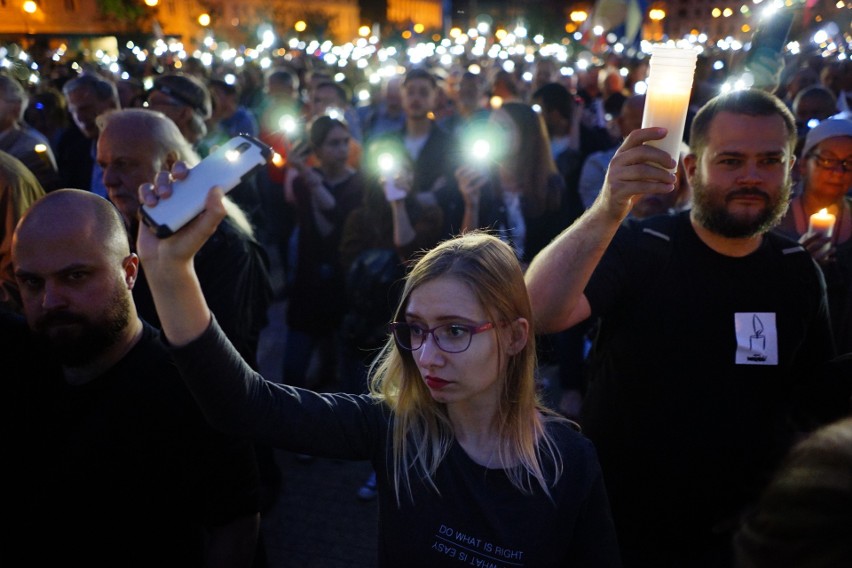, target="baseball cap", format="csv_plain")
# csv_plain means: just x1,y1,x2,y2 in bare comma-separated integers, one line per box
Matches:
149,74,212,119
802,118,852,157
